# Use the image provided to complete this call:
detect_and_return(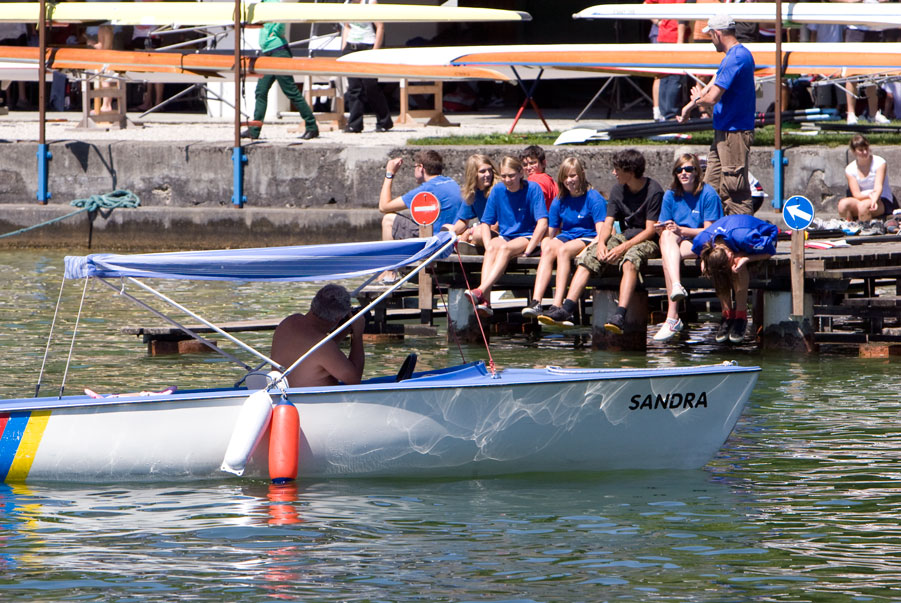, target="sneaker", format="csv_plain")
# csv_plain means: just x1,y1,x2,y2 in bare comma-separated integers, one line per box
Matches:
728,318,748,344
652,106,663,121
464,288,483,305
840,221,862,236
521,299,542,319
653,318,683,342
669,283,688,303
476,301,494,318
847,113,859,125
537,305,574,327
885,218,899,234
860,219,886,236
604,312,625,335
873,110,890,124
240,129,258,140
715,317,733,343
